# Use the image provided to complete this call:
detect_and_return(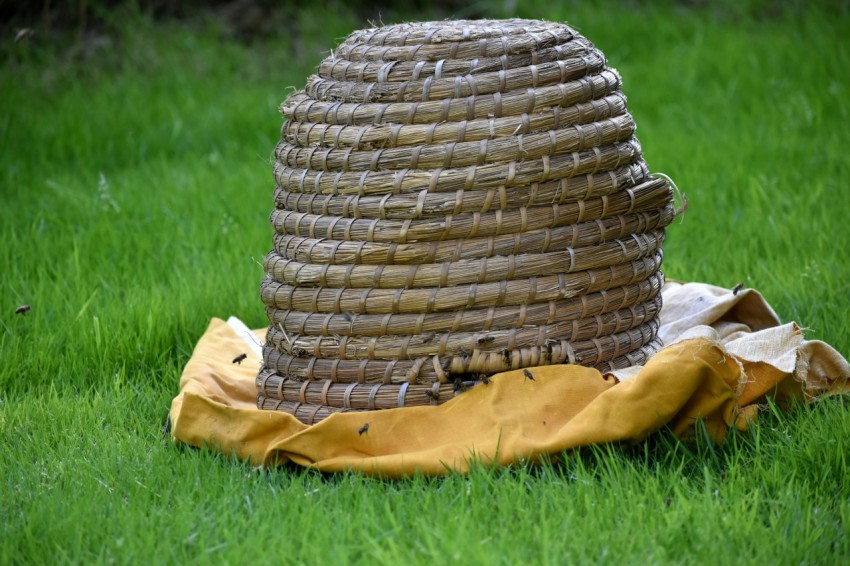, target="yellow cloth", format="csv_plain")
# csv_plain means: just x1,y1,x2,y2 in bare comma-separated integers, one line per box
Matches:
169,282,849,477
